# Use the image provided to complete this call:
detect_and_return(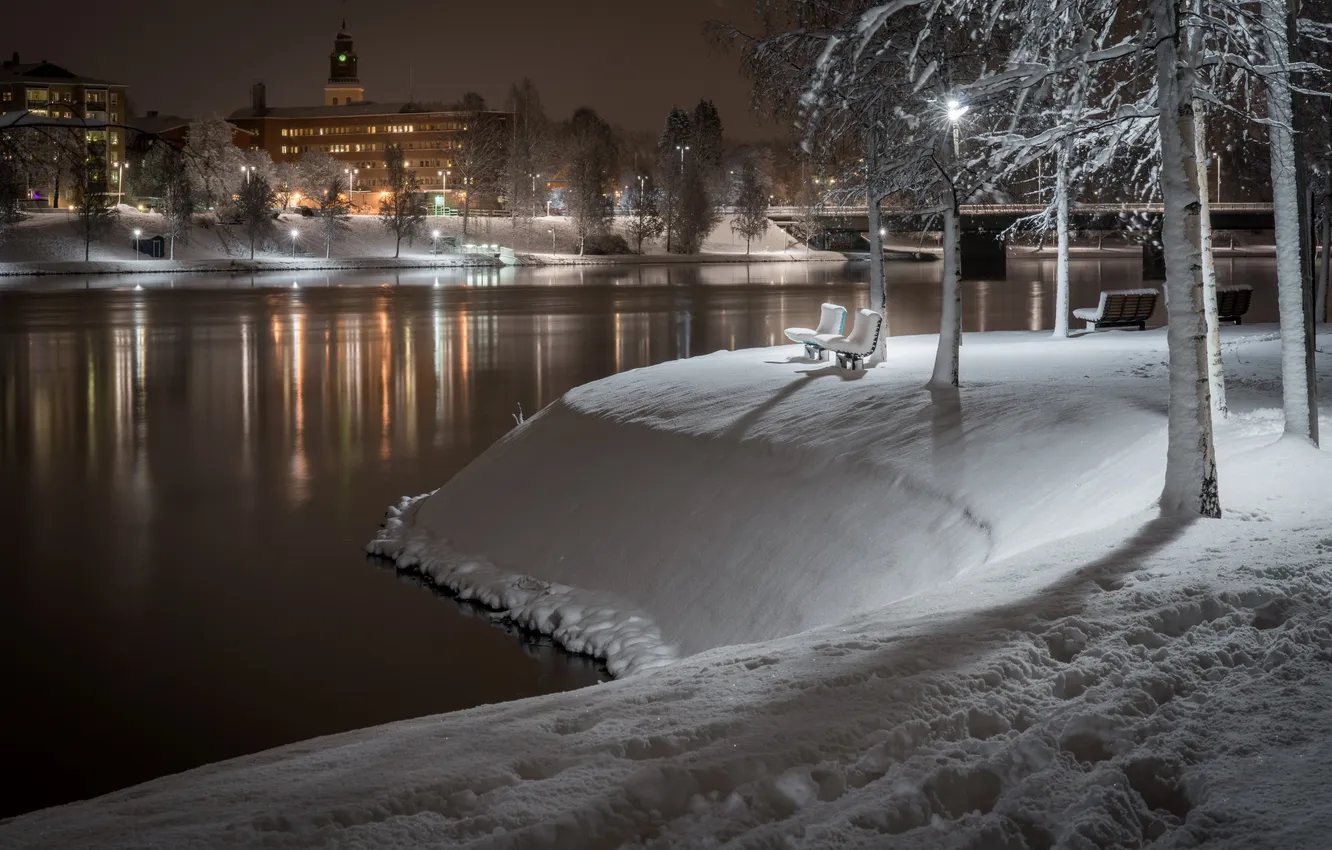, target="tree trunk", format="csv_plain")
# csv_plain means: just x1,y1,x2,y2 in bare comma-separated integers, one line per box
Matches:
249,232,255,260
463,197,471,236
1154,0,1220,518
1052,141,1071,338
395,232,402,259
1319,169,1330,324
928,202,962,388
1262,0,1319,444
1194,105,1226,417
